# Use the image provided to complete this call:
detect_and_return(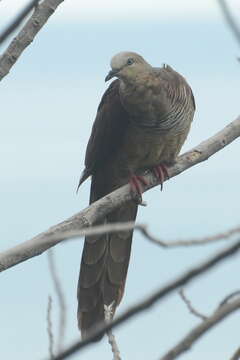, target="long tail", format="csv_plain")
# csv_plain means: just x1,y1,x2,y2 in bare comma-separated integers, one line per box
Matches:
77,177,137,340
